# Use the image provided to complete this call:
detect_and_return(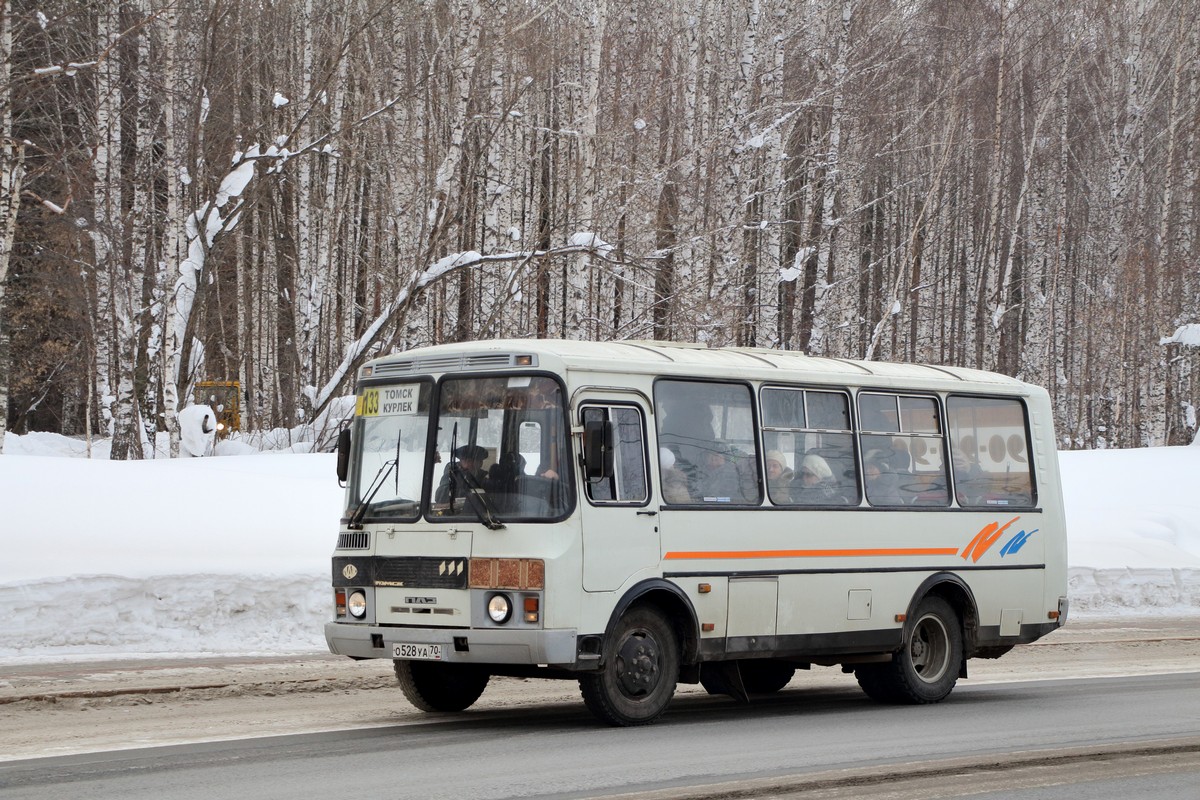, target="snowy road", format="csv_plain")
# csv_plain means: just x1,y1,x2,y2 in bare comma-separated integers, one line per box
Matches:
0,616,1198,798
0,672,1197,799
